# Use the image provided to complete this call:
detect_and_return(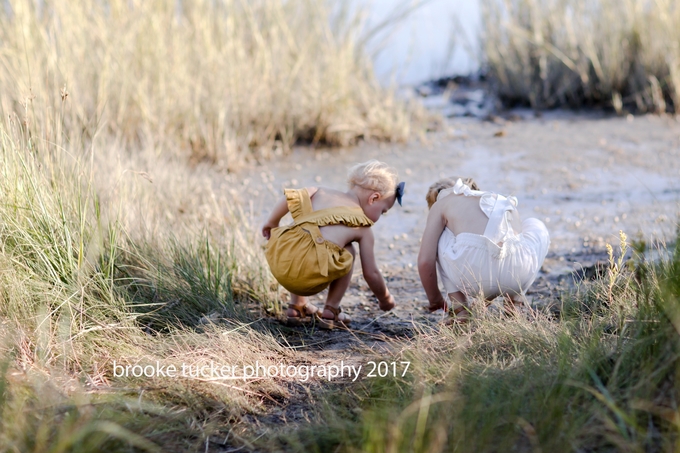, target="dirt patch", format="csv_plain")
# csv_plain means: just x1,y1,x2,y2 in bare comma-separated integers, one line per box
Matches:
222,112,680,447
245,110,679,318
240,116,676,382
